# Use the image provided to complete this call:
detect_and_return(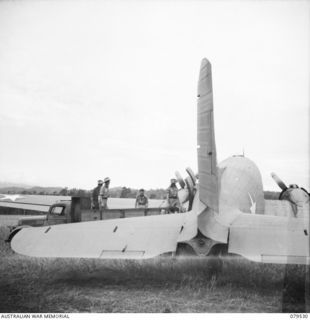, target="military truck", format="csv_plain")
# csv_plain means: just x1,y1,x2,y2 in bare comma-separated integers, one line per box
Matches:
6,196,167,242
